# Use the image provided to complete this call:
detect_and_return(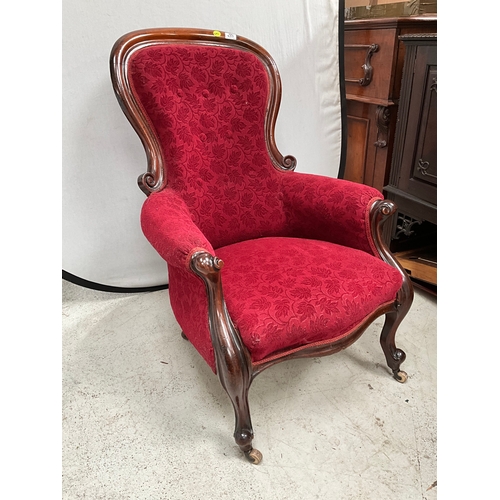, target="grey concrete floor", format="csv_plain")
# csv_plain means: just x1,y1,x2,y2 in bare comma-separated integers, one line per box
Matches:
62,279,437,500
